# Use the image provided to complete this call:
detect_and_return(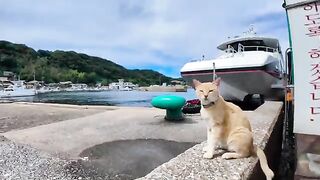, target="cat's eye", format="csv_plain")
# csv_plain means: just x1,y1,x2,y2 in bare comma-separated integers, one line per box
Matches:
209,90,213,93
200,90,203,92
